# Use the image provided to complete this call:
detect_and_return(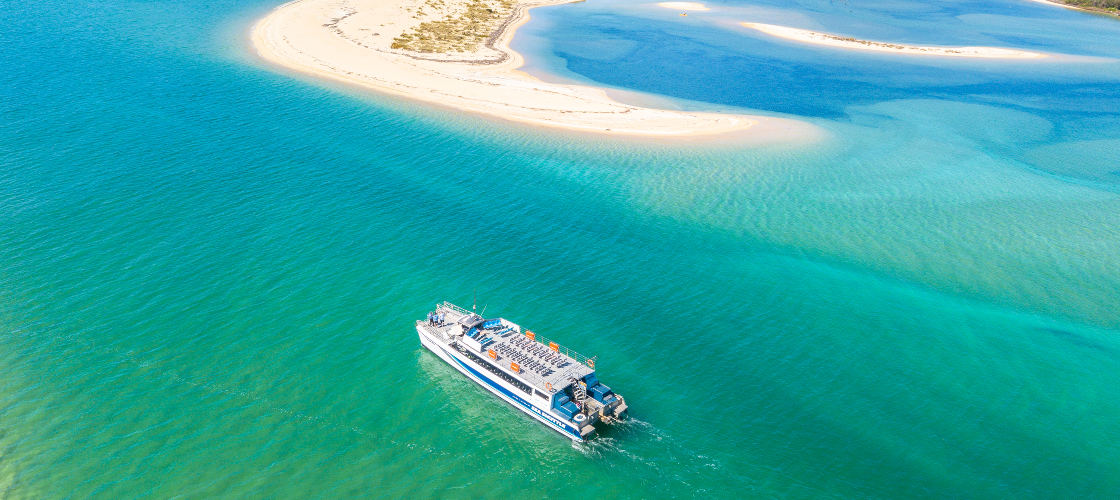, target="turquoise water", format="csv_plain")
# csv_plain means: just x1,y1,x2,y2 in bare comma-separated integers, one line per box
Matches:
3,0,1120,496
